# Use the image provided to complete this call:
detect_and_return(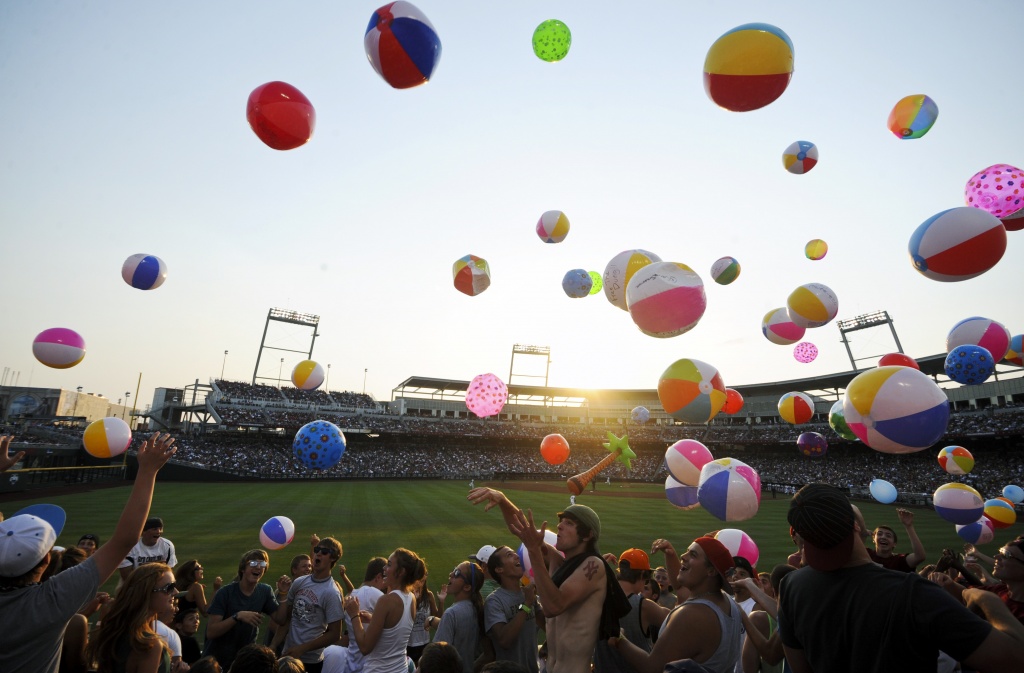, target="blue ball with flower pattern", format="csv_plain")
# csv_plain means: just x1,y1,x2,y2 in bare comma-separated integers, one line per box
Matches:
293,420,346,470
944,345,994,385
